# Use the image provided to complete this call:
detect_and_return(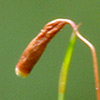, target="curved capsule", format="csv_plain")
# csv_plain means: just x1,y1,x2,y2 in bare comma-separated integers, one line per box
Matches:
15,19,66,77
